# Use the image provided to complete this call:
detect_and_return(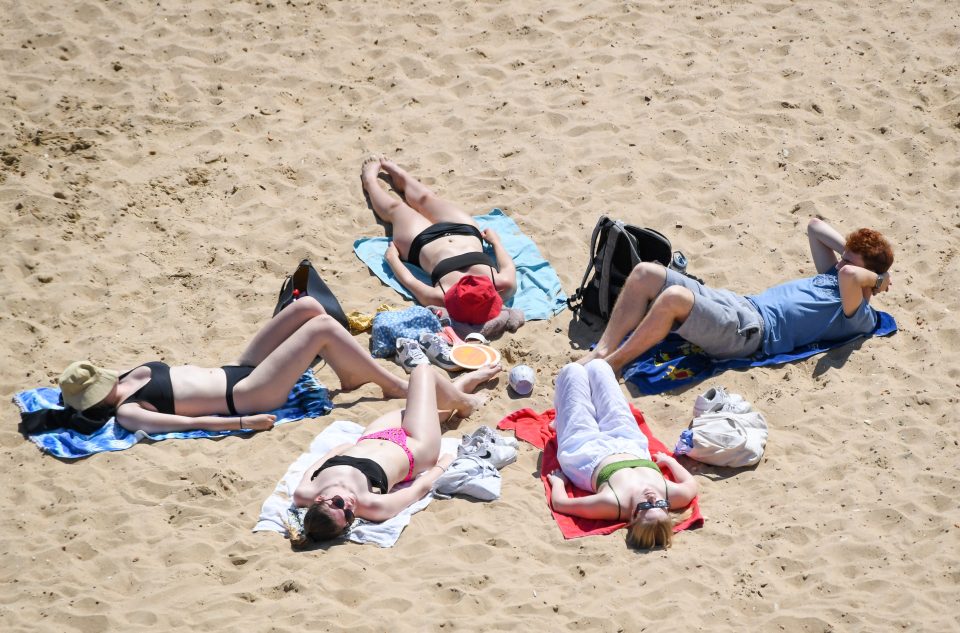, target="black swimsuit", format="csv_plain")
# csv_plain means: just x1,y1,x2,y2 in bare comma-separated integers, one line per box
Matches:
120,361,176,414
404,222,498,288
312,455,389,494
119,362,255,416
